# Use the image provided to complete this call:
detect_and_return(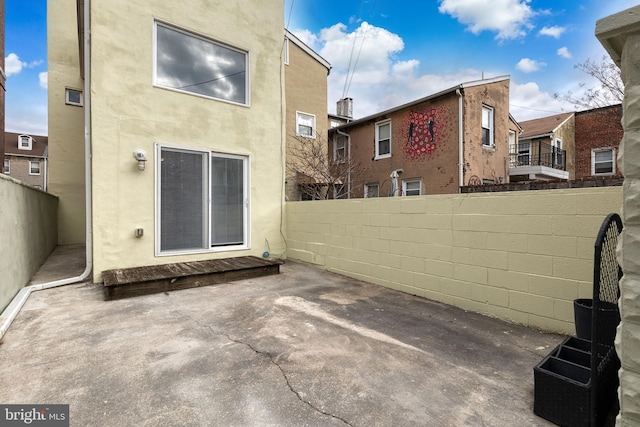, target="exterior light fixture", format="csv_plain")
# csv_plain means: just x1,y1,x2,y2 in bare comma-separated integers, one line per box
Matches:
133,149,147,171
